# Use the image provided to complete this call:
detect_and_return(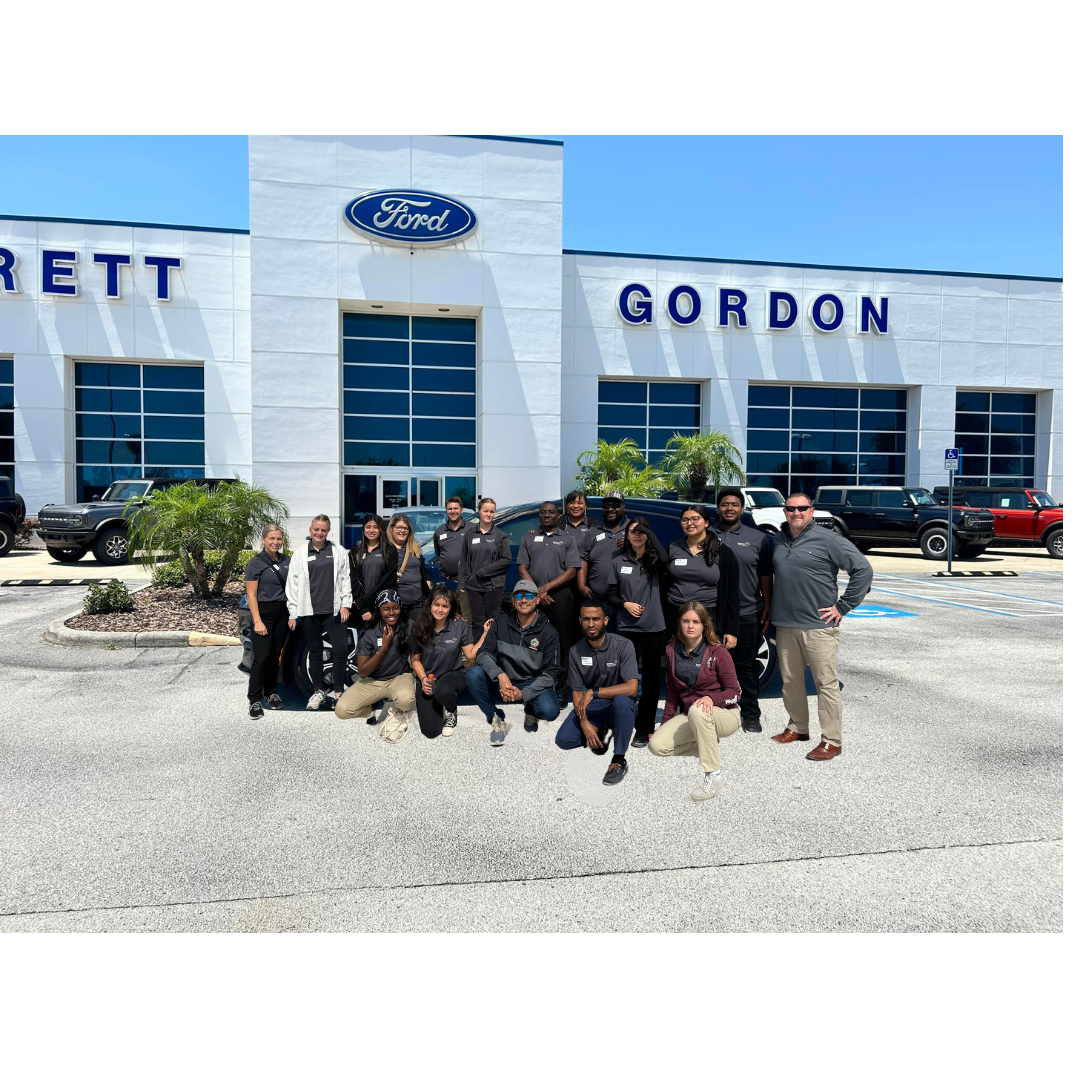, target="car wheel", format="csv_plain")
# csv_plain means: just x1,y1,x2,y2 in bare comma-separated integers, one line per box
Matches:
1045,529,1063,559
956,543,987,559
919,527,950,560
757,632,778,689
0,524,15,557
92,527,129,565
48,546,88,563
293,631,360,697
